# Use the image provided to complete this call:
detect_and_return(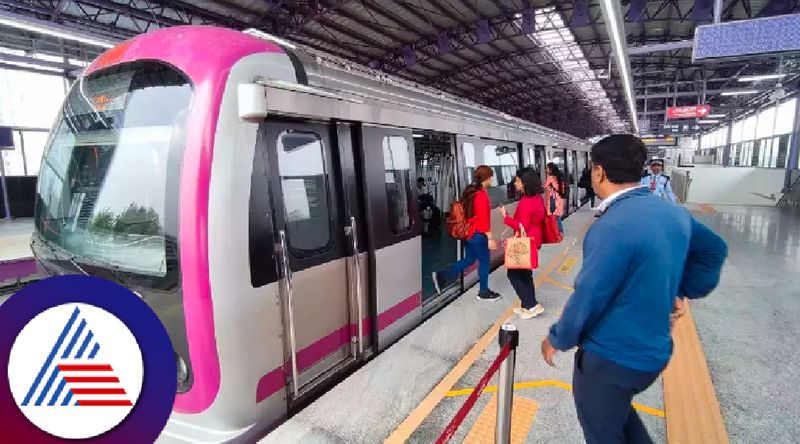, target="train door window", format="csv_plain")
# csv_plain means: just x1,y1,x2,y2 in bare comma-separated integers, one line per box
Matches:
483,144,518,206
462,142,476,181
277,130,332,254
382,135,413,234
